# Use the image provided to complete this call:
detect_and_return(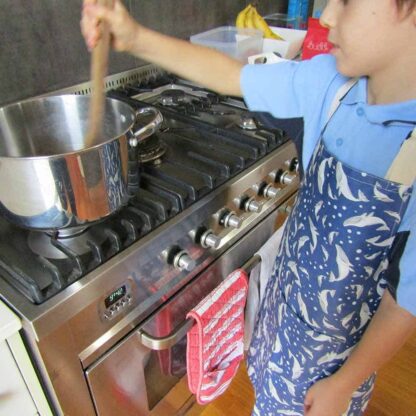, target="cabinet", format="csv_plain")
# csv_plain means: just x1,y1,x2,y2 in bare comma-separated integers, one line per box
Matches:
0,301,52,416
